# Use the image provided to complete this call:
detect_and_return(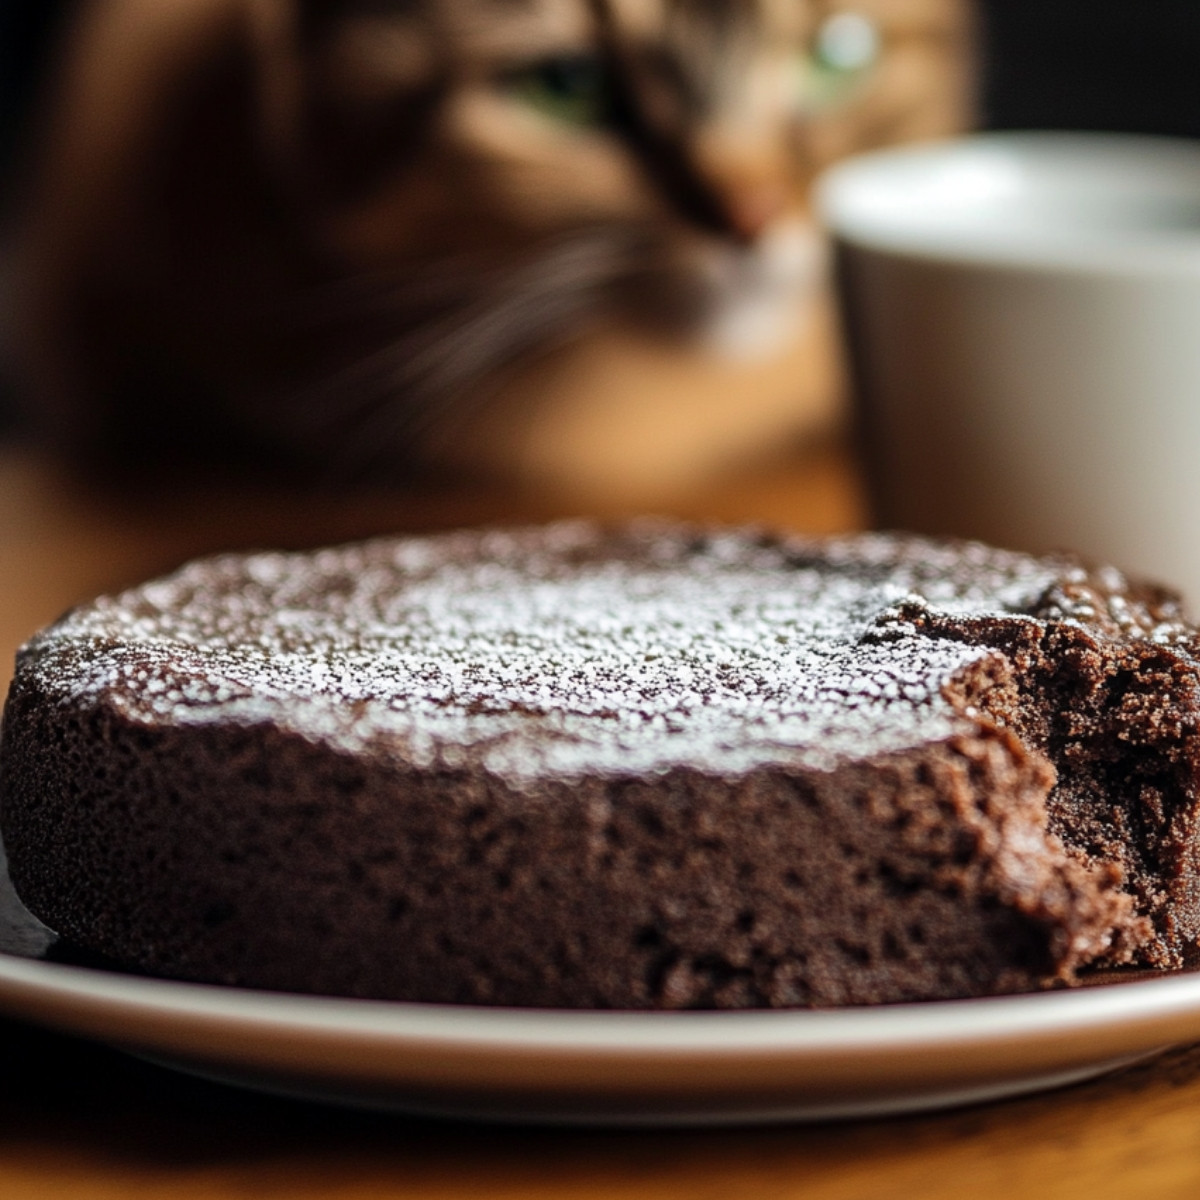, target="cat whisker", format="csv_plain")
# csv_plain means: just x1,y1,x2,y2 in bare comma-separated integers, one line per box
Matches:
275,229,651,478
